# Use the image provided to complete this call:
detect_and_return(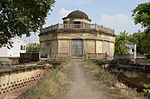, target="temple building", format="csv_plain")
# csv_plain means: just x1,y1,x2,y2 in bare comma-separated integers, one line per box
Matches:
39,10,115,59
